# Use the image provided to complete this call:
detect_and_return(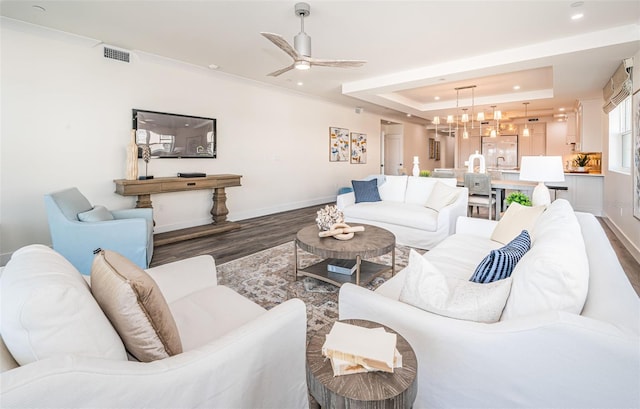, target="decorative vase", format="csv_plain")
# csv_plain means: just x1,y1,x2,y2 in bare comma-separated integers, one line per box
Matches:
125,130,138,180
412,156,420,177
